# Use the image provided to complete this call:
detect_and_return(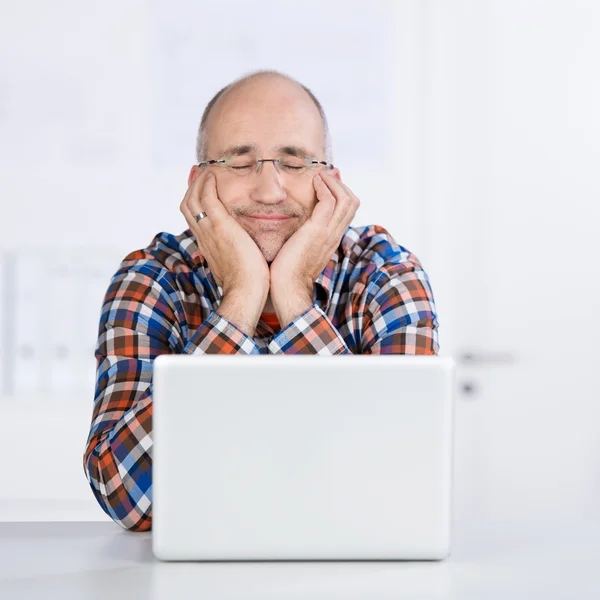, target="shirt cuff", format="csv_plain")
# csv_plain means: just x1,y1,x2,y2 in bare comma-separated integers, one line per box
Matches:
268,305,350,355
183,310,260,355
